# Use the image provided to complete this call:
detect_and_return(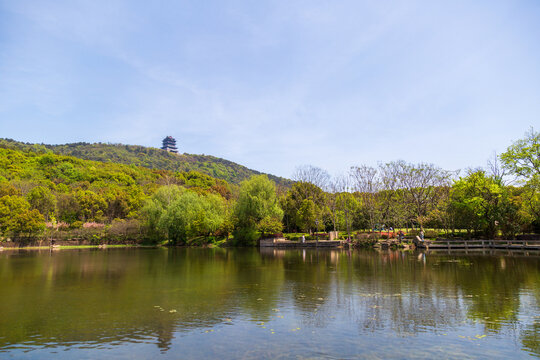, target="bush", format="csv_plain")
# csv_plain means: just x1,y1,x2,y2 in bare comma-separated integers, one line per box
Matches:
70,221,83,229
352,238,377,248
232,227,259,246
